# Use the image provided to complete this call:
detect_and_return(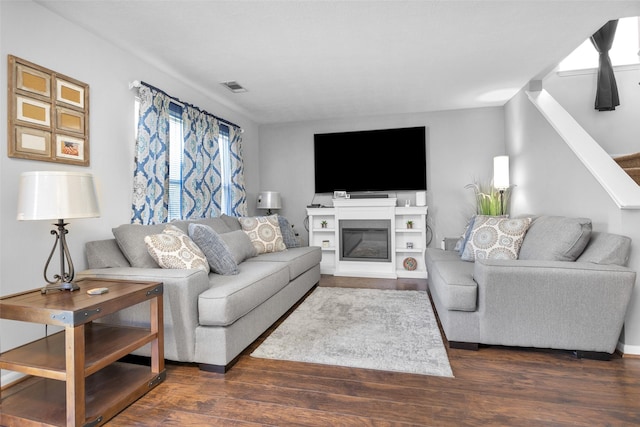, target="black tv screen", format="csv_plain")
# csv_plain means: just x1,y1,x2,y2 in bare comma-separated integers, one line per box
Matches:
314,126,427,193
